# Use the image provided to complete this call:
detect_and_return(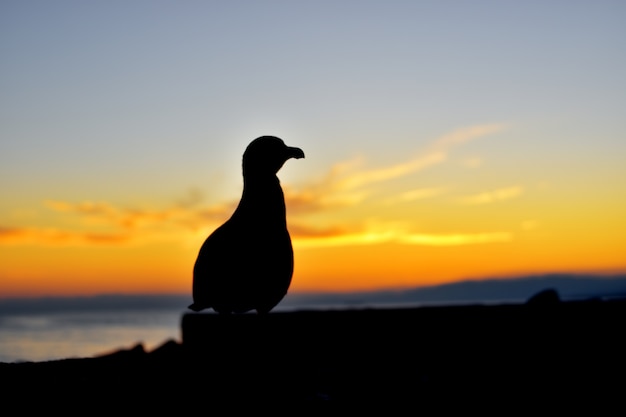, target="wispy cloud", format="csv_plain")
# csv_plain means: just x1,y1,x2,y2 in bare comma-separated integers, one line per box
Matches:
44,194,235,232
383,187,448,205
1,124,511,248
340,123,506,191
0,192,236,246
458,186,524,205
397,232,512,246
0,226,131,246
337,152,447,190
0,220,513,248
283,123,510,247
284,123,507,213
430,123,507,152
293,225,512,248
